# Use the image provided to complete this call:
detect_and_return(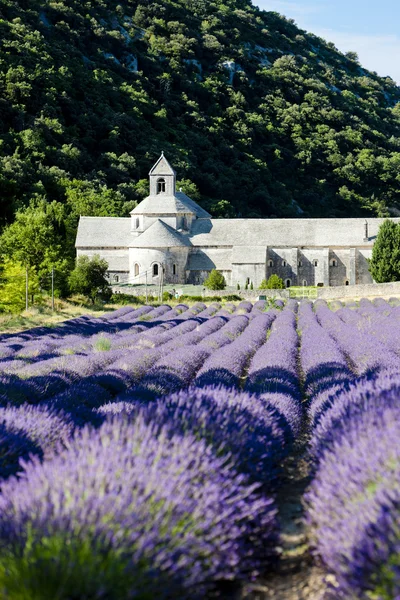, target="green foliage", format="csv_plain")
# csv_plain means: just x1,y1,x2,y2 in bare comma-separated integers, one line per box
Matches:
369,220,400,282
0,199,71,295
261,274,285,289
0,260,40,313
237,282,240,290
93,335,112,352
250,281,253,290
0,0,399,240
203,269,226,290
68,255,112,303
